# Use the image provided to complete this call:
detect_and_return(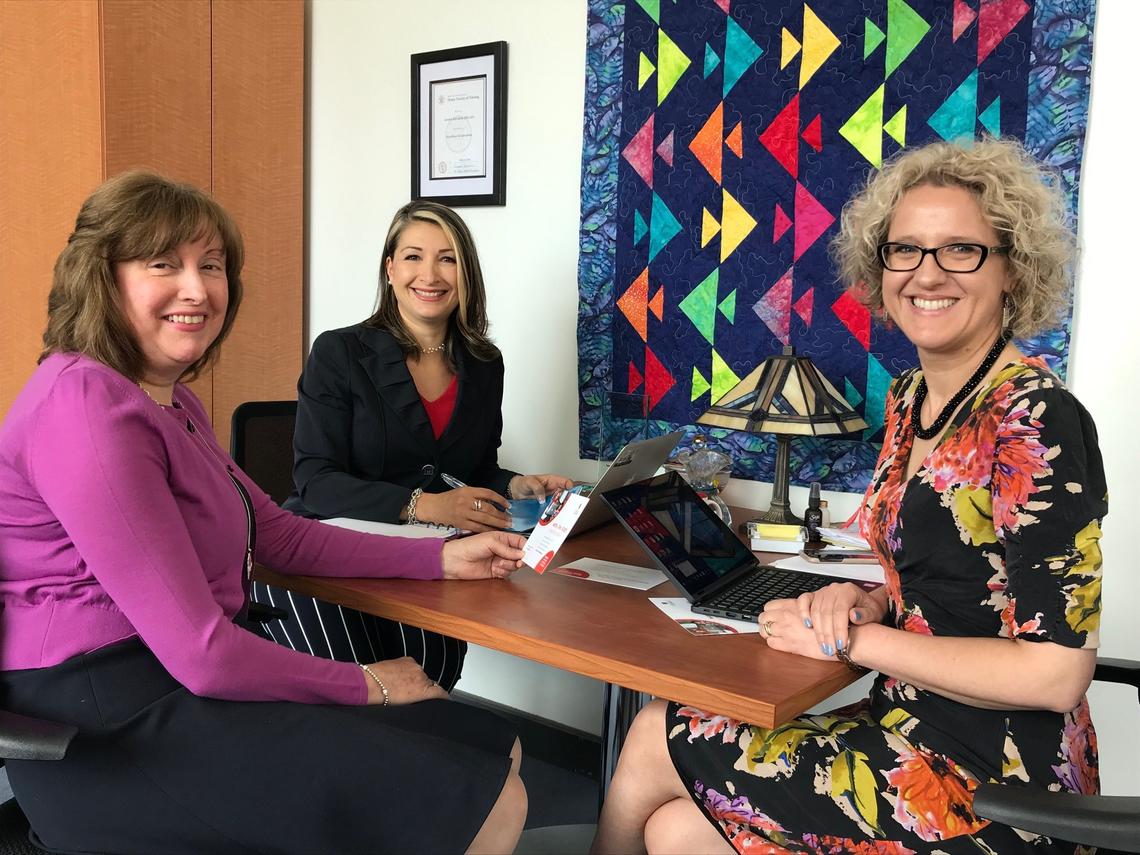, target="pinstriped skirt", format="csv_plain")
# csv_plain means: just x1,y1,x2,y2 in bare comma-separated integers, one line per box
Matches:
250,581,467,691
